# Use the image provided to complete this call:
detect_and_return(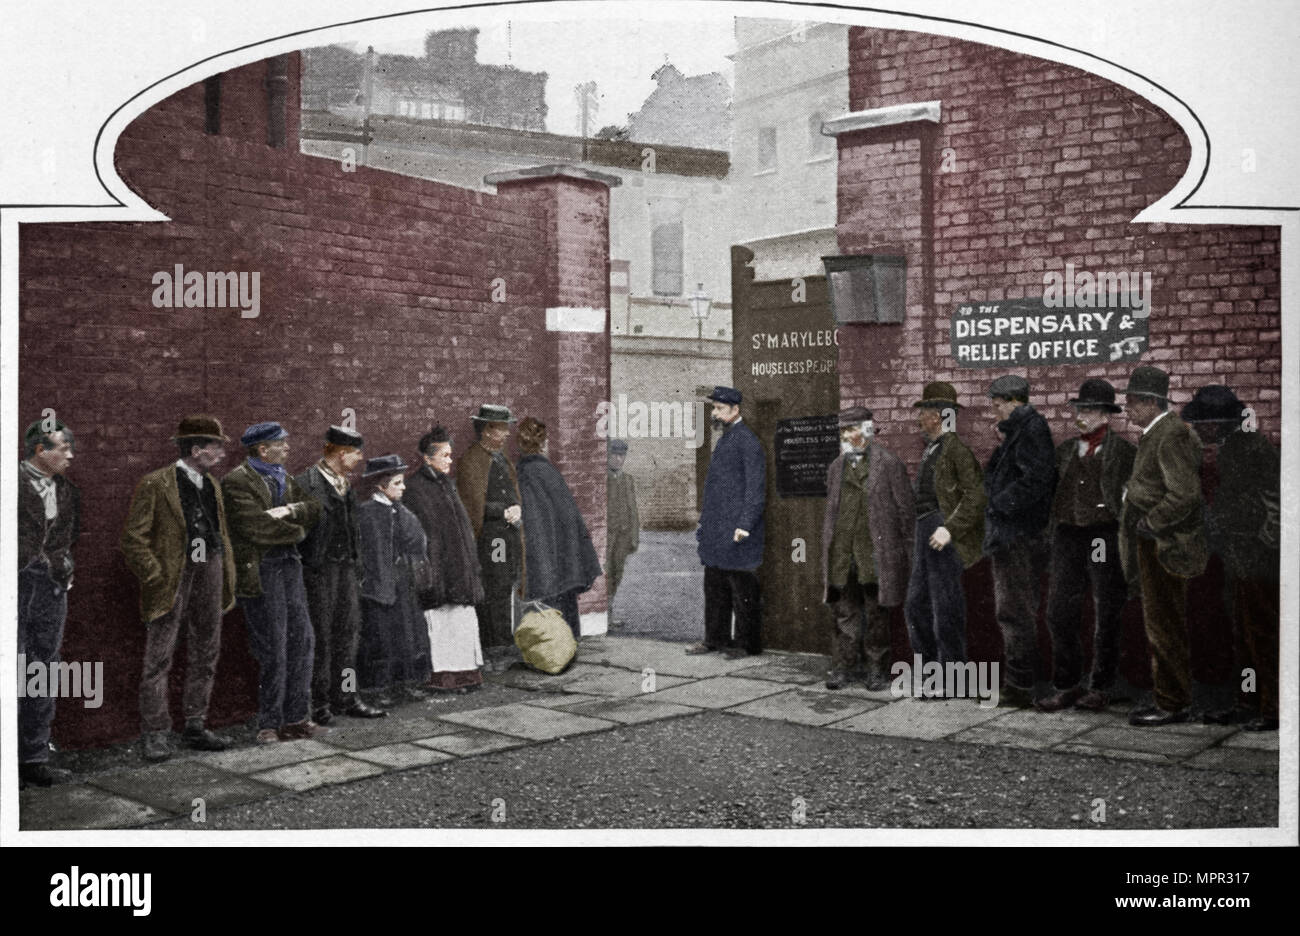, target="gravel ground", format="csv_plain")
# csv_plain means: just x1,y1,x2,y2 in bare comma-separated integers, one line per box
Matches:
142,710,1277,831
608,529,702,642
